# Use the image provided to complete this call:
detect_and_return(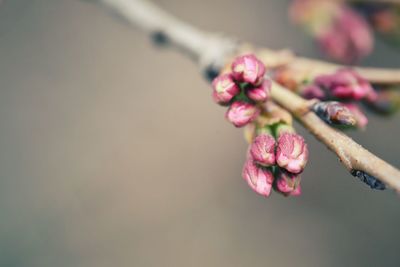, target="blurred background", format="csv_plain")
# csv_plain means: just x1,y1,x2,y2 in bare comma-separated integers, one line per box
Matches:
0,0,400,266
